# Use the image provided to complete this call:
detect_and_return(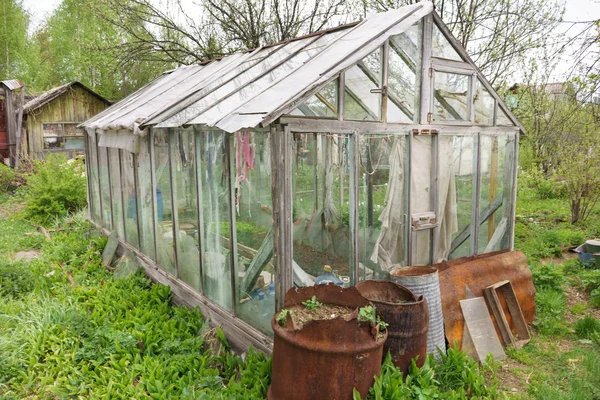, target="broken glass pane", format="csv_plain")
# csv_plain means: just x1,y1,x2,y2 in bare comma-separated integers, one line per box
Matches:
344,48,382,121
474,79,494,125
433,71,470,121
388,22,422,122
432,24,462,61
